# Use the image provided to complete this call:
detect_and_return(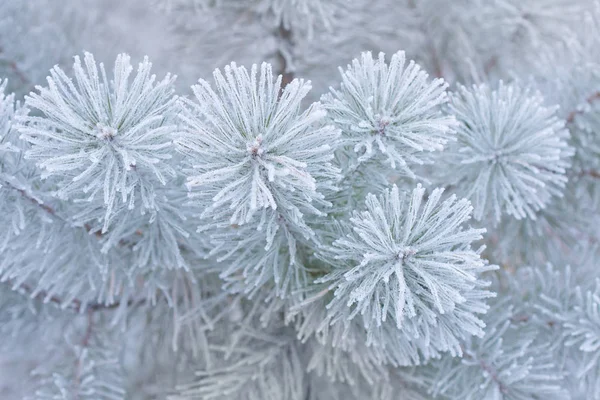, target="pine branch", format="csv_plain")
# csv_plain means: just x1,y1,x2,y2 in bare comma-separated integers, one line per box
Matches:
18,52,179,232
322,51,455,179
437,82,573,222
314,184,496,365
